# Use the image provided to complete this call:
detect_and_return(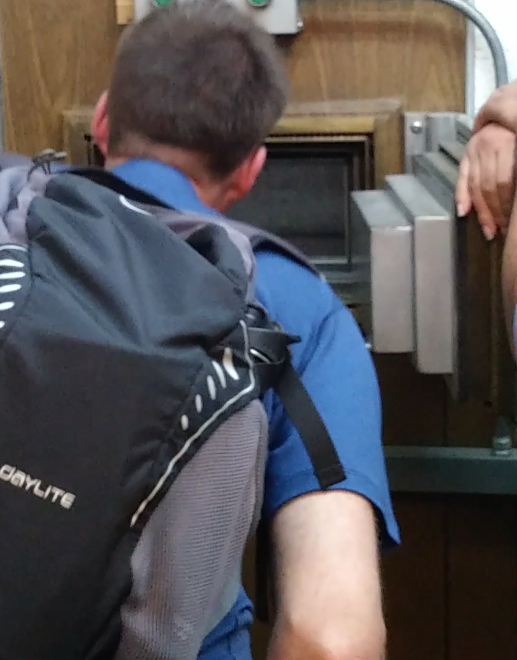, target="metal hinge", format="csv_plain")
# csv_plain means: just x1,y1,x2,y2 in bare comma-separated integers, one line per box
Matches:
404,112,473,173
